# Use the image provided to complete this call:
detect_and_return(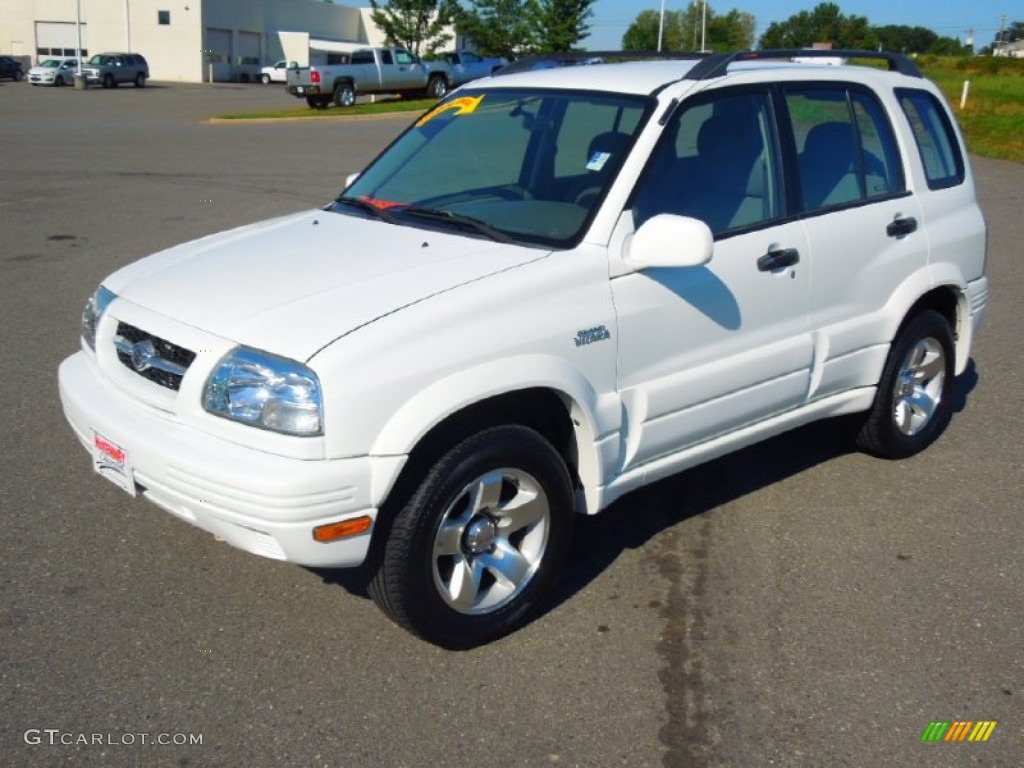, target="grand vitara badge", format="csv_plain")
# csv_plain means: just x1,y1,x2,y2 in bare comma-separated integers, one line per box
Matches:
574,325,611,347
